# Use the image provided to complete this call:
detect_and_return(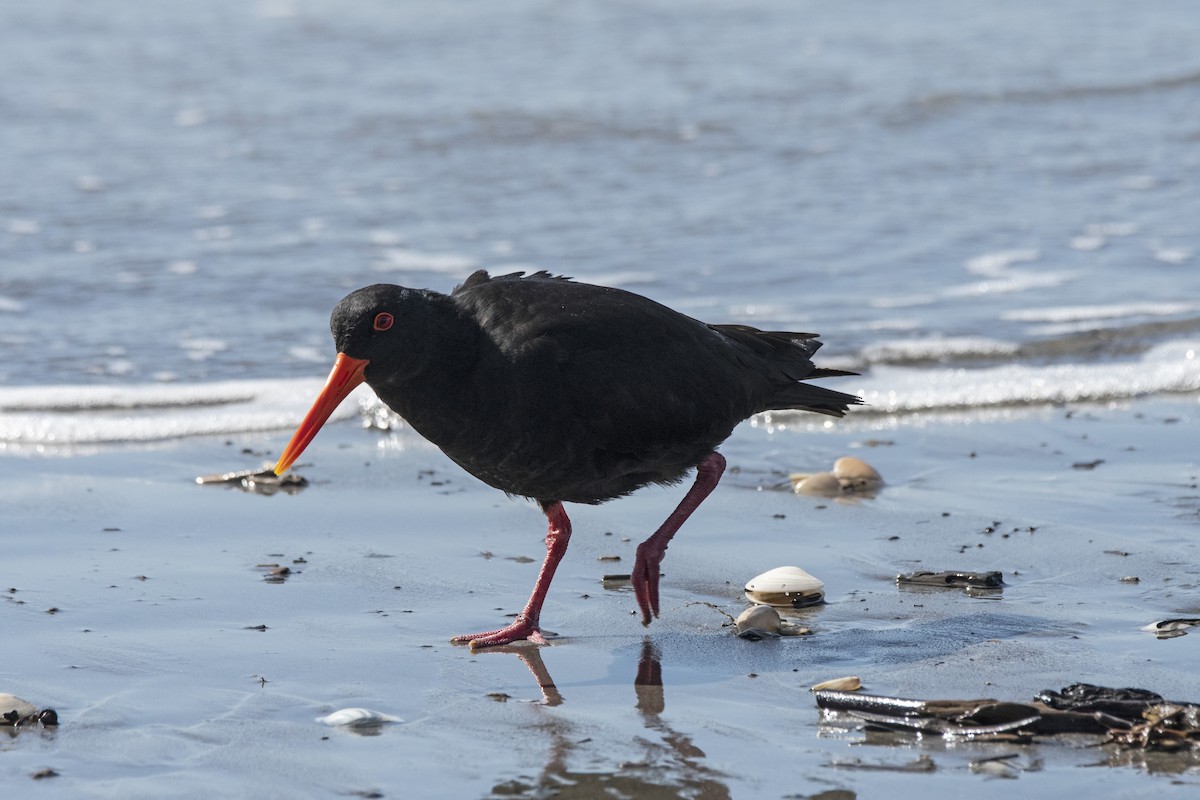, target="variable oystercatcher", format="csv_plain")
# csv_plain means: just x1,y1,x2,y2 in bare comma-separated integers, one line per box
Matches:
274,270,859,647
